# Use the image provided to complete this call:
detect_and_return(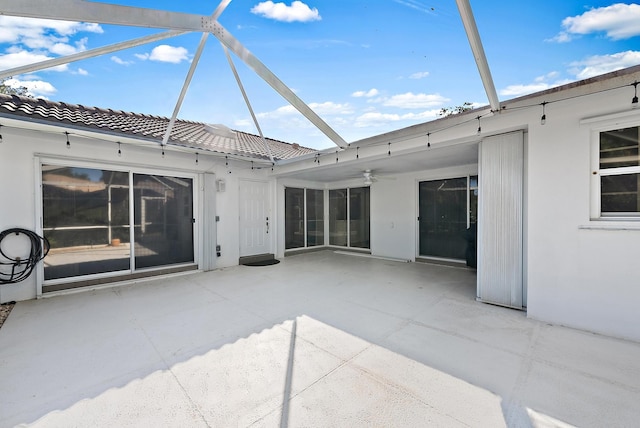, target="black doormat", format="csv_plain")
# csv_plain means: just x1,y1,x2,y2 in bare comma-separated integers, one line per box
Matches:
242,259,281,267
